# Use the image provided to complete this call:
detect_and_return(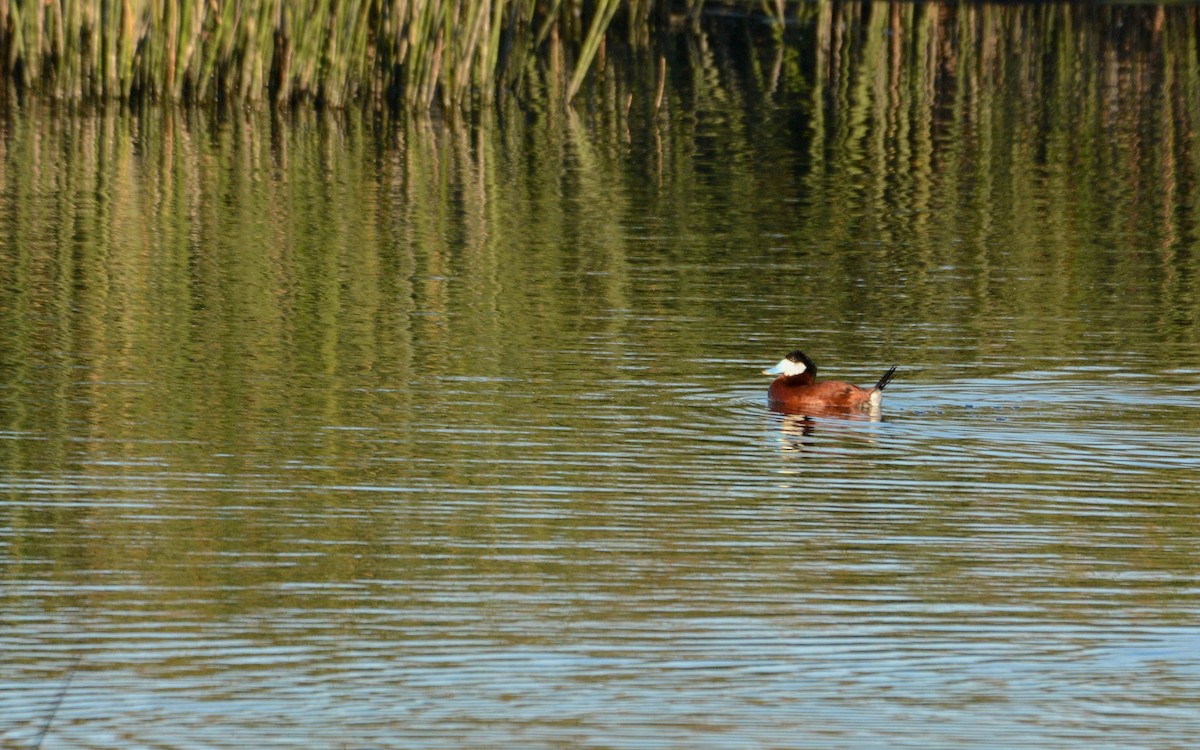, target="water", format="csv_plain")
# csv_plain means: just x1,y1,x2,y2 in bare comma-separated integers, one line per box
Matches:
3,3,1200,747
